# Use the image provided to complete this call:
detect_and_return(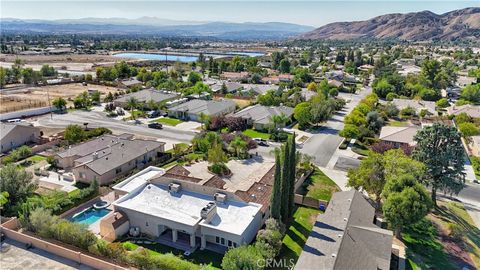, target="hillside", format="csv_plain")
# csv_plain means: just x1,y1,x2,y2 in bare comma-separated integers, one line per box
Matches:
298,7,480,41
